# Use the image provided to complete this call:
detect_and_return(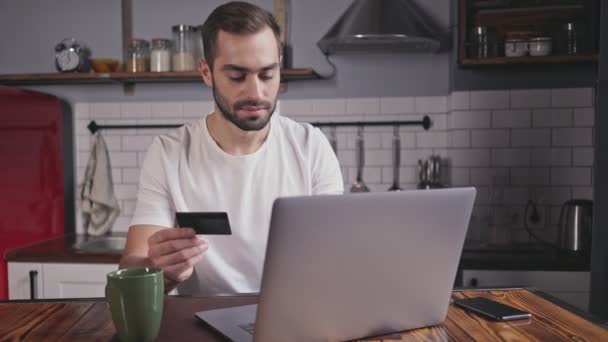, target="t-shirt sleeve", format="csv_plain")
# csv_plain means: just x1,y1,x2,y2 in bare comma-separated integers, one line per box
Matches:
130,137,175,228
311,128,344,195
